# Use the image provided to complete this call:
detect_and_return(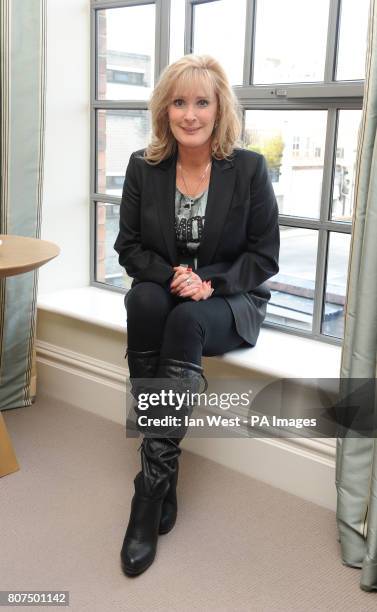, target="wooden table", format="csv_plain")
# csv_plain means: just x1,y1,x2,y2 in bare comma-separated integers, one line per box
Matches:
0,235,60,477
